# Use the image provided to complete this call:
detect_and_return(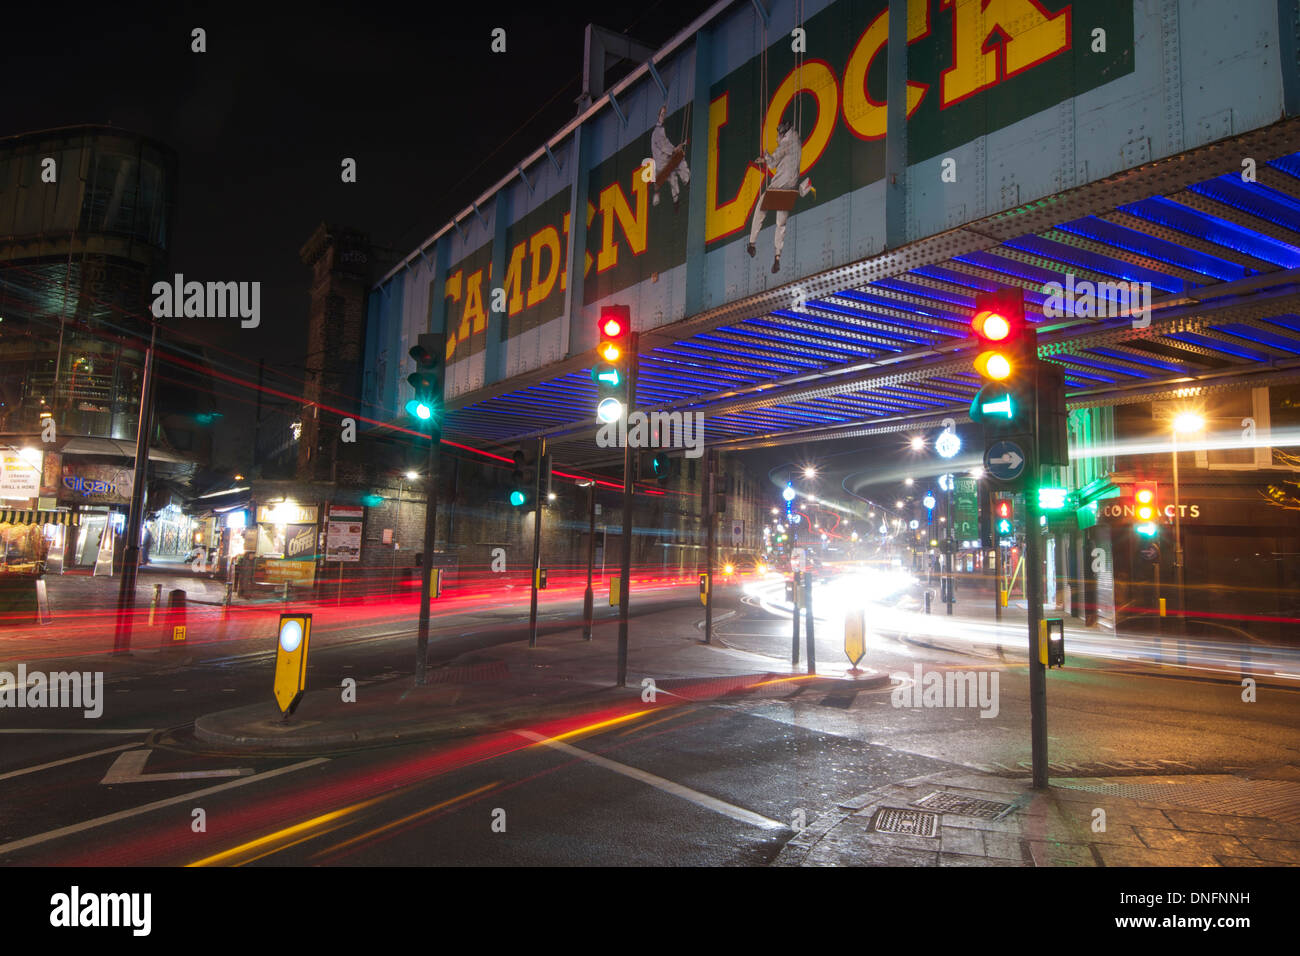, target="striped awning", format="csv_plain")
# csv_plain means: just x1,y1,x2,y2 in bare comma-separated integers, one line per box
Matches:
0,510,80,526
